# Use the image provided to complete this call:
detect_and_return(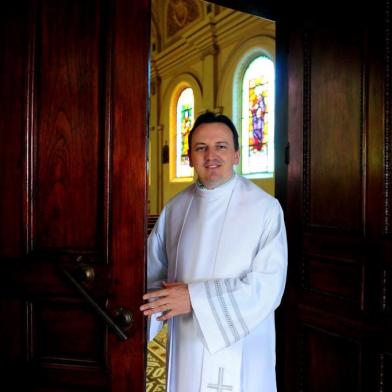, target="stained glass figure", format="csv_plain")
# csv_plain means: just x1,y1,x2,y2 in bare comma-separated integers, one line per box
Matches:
176,87,194,178
241,56,275,175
